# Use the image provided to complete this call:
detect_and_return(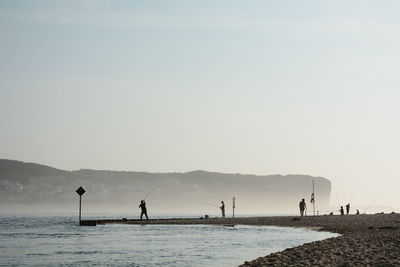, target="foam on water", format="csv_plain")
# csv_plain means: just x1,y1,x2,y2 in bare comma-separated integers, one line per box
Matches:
0,215,339,266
